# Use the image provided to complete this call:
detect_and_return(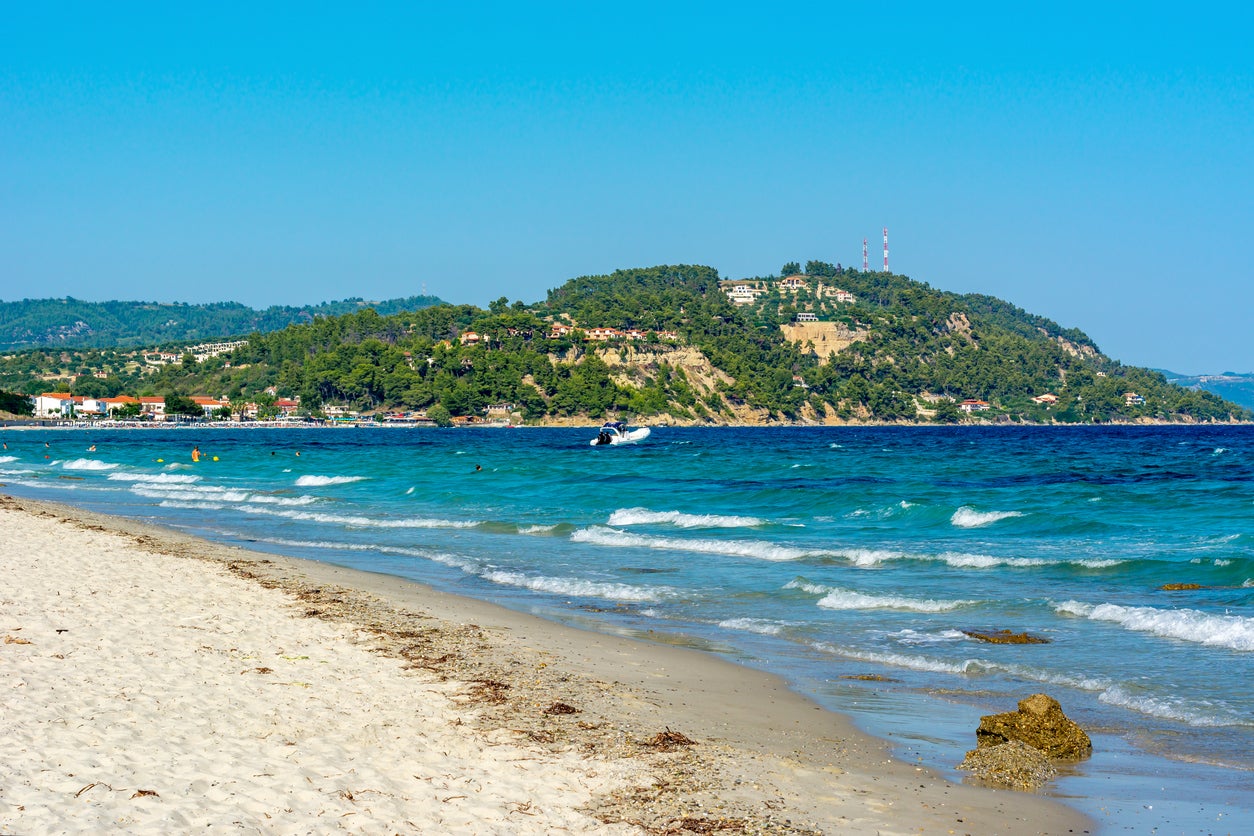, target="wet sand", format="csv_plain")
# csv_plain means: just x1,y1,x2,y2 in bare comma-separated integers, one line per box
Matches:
0,494,1091,833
